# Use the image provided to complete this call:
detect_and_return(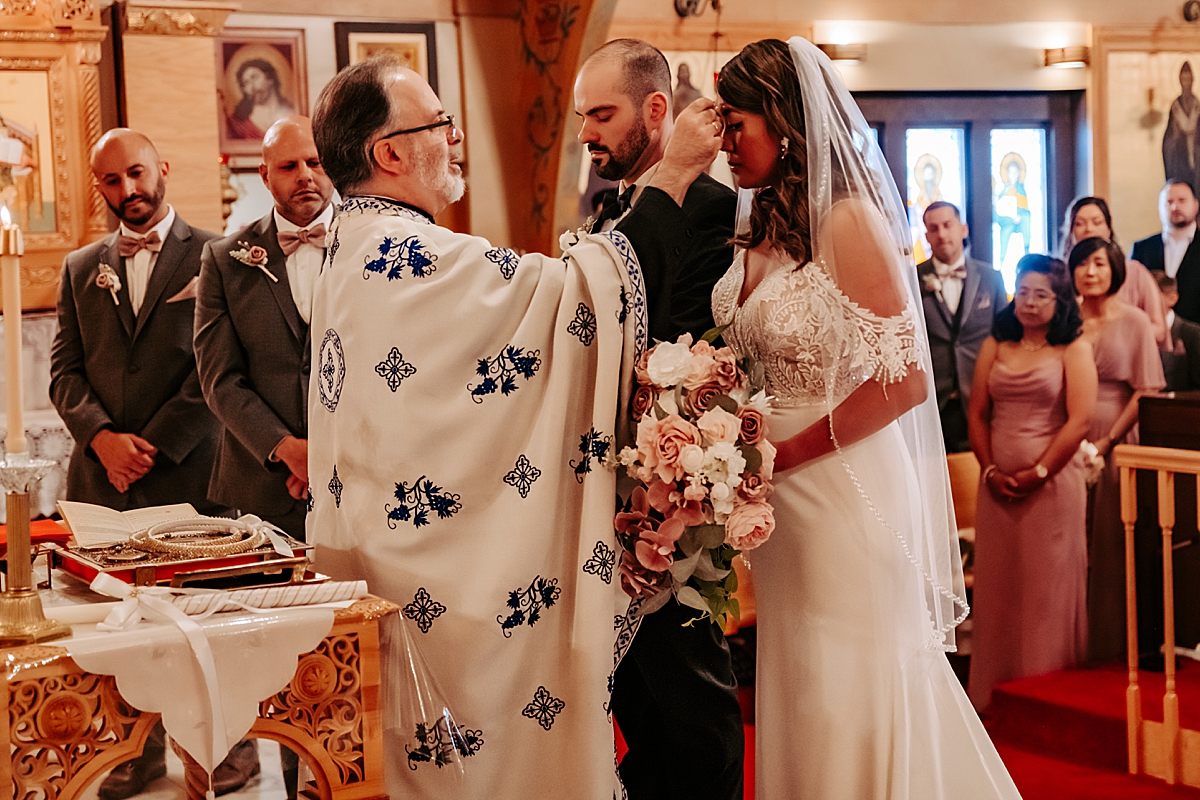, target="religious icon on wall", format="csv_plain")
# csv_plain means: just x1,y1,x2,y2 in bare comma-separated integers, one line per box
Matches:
994,152,1031,265
1163,61,1200,192
334,22,438,95
0,72,55,233
215,28,308,168
672,63,703,120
